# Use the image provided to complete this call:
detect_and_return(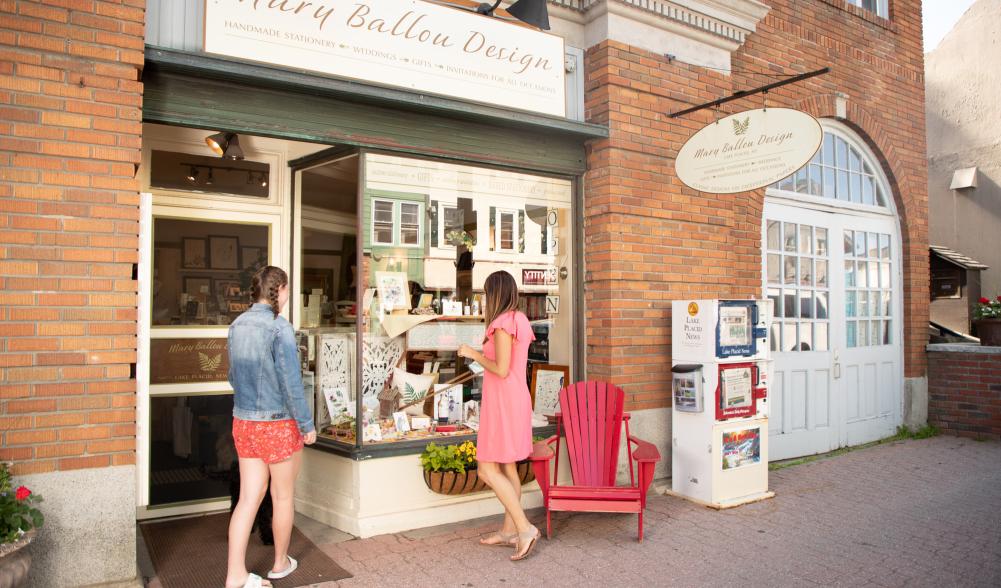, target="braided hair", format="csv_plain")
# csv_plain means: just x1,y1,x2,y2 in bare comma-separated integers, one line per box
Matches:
251,266,288,319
